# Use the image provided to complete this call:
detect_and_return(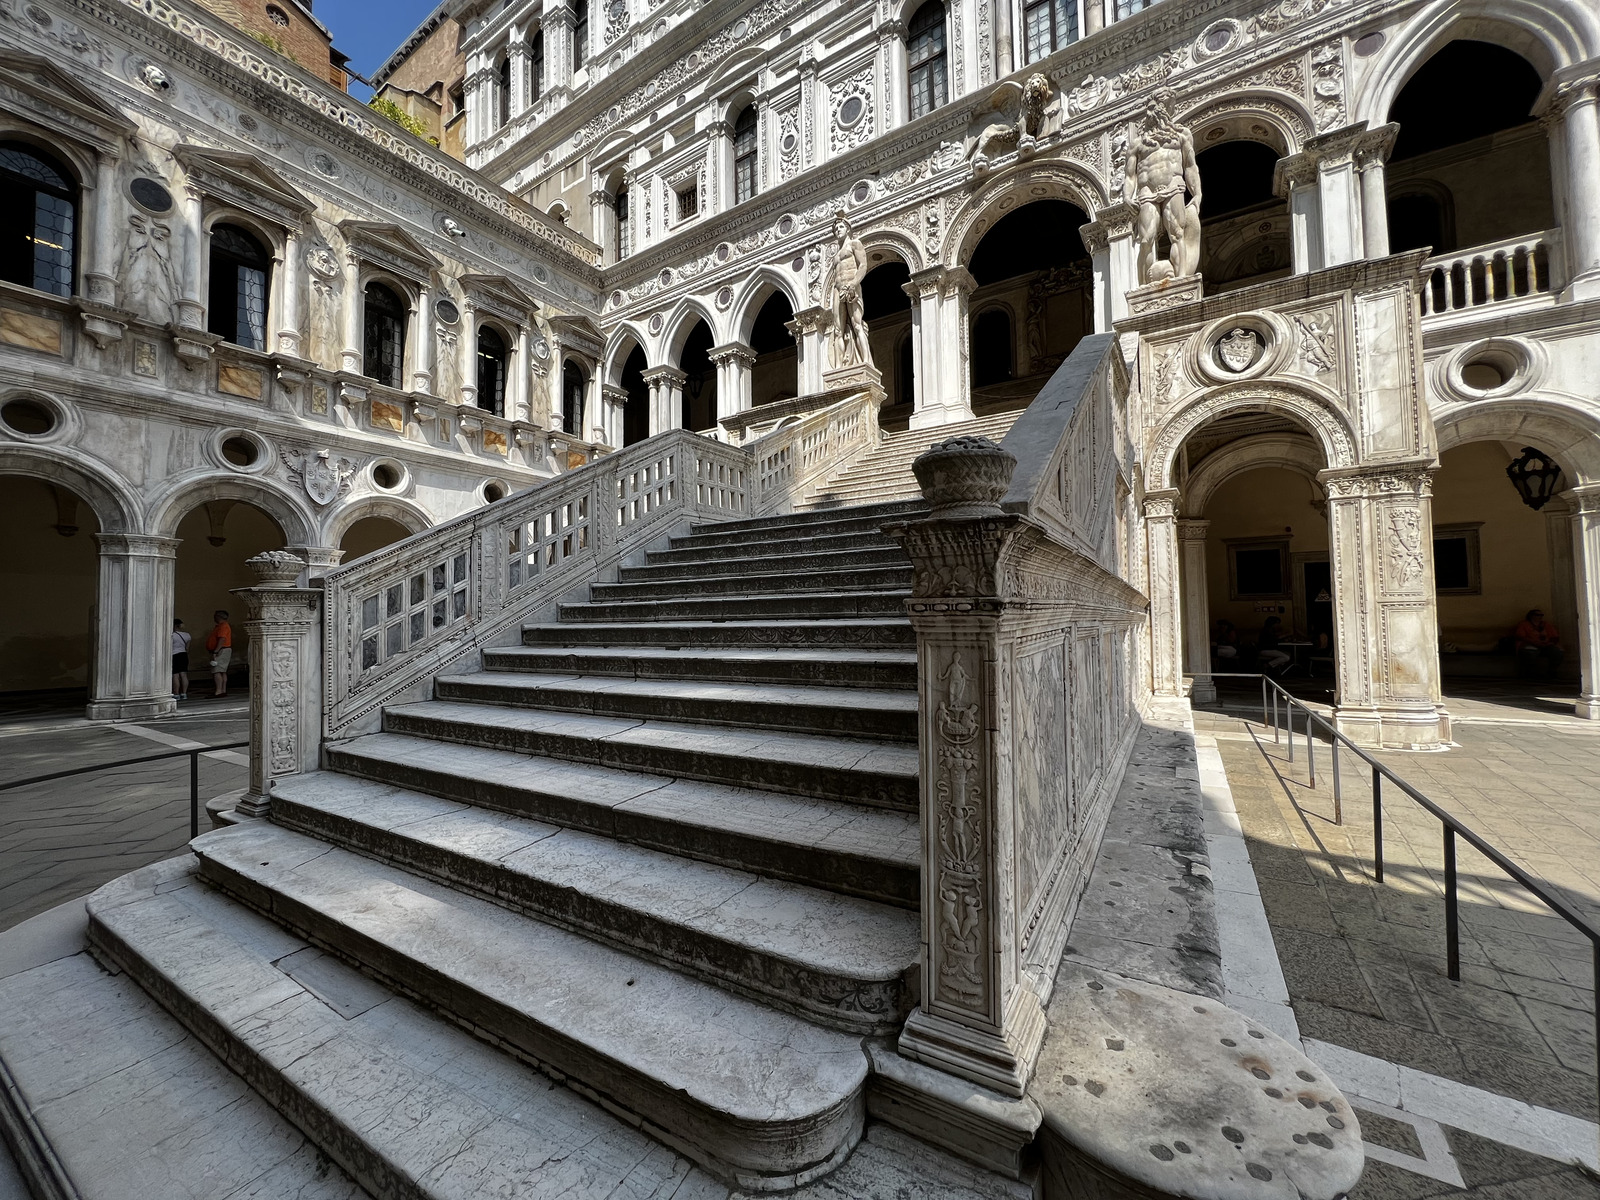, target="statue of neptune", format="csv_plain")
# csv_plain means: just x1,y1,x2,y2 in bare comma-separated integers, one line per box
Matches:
1124,89,1202,284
